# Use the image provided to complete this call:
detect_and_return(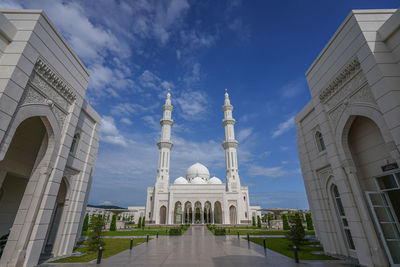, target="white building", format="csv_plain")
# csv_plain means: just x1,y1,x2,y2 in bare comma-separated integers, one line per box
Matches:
145,90,261,225
296,9,400,267
0,10,100,266
127,206,146,223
